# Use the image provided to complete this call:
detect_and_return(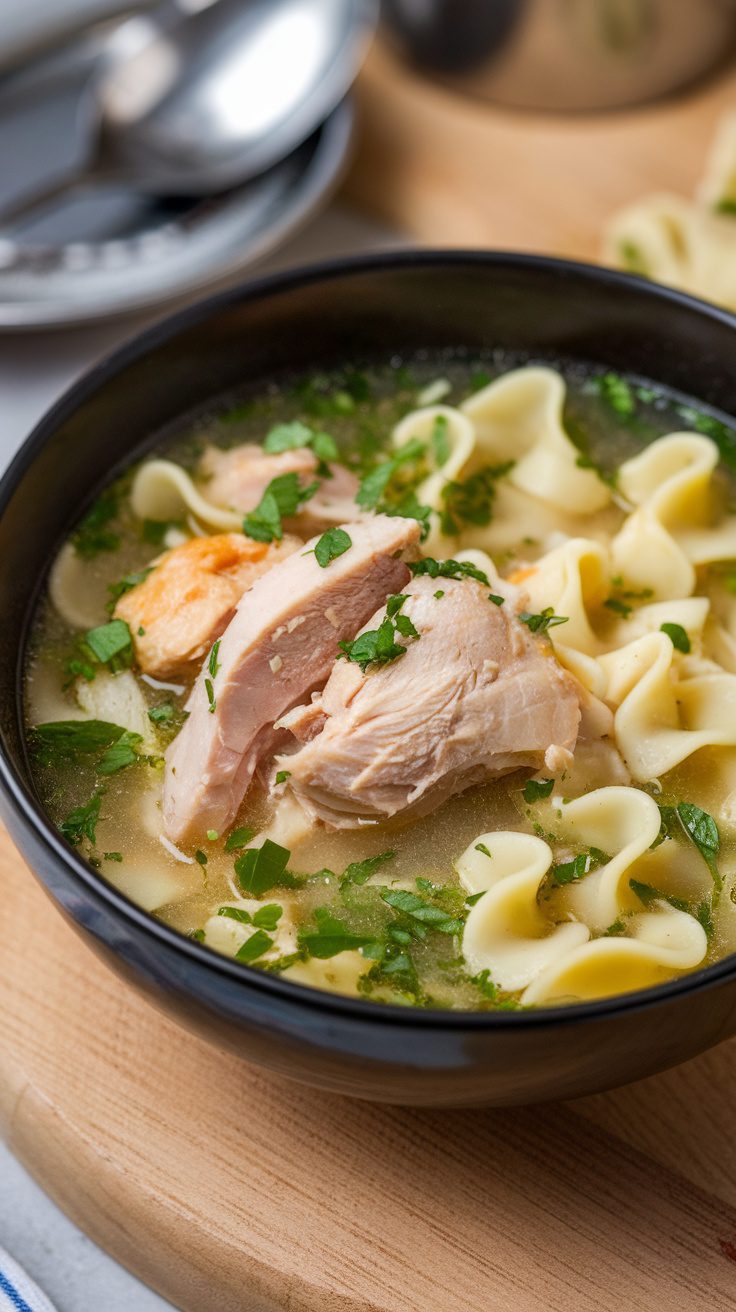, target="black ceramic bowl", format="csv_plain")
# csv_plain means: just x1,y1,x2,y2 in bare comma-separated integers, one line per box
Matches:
3,252,736,1108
